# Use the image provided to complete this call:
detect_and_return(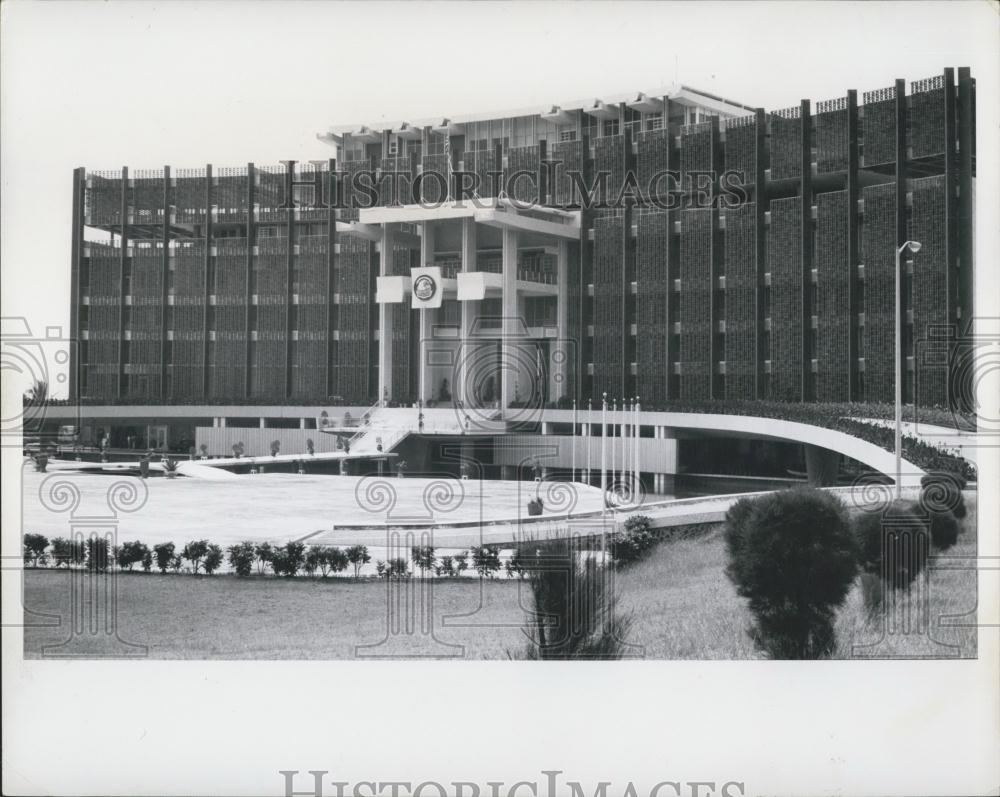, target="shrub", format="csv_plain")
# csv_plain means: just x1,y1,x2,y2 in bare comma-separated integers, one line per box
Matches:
386,557,410,579
202,544,224,575
375,560,387,579
516,537,634,659
410,545,436,577
609,514,658,567
316,546,348,577
23,533,49,567
920,470,967,519
182,540,210,574
254,542,274,575
227,542,257,577
471,545,501,578
346,545,371,580
436,555,455,577
114,541,148,571
271,541,306,577
153,542,176,574
854,500,930,596
51,537,85,568
270,440,281,457
505,547,526,579
926,510,960,552
86,536,111,572
724,487,858,659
